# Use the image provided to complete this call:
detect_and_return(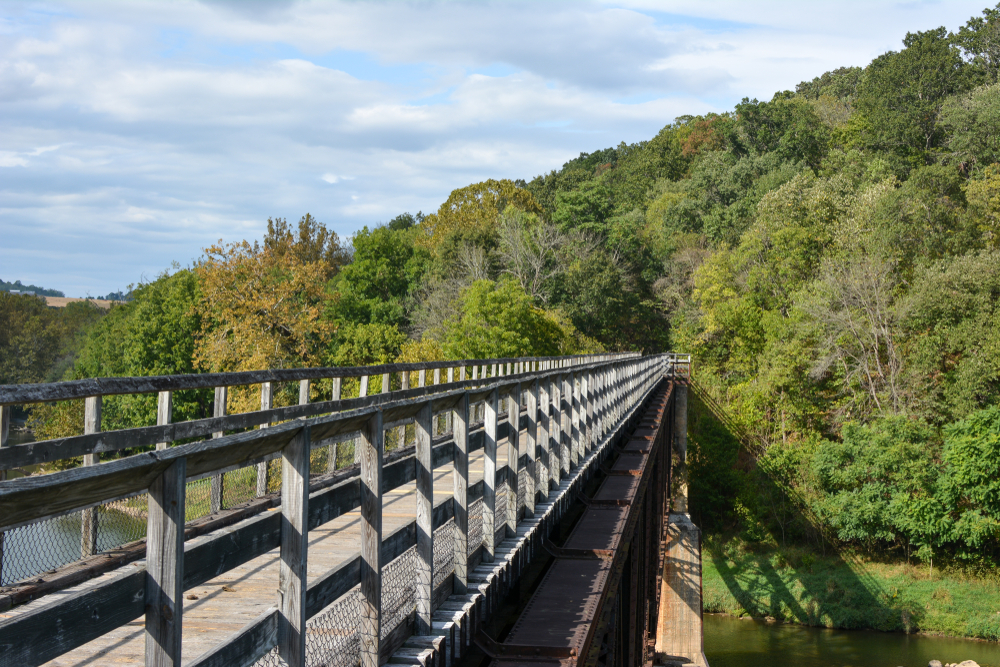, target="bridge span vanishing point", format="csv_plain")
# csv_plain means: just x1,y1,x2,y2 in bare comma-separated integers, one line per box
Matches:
0,353,706,667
